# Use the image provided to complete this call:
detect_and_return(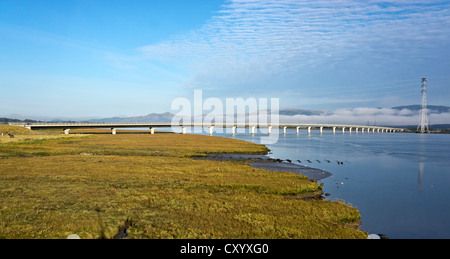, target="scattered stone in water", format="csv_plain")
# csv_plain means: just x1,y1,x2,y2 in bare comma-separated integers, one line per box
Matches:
67,234,81,239
367,234,381,239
